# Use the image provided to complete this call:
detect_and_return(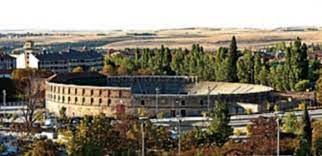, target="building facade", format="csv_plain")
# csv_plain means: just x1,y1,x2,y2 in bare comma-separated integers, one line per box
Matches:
45,73,274,118
0,51,16,70
16,41,104,73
